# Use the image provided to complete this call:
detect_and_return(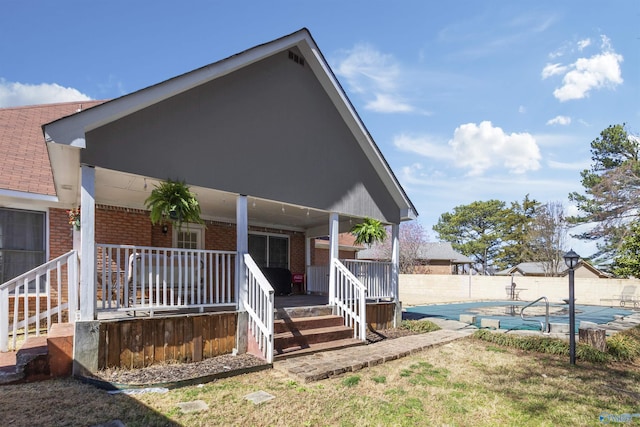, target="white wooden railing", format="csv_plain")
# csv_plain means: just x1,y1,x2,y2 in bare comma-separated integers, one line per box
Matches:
342,259,393,300
0,250,78,352
96,244,236,315
243,254,274,363
307,260,394,301
332,259,367,341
